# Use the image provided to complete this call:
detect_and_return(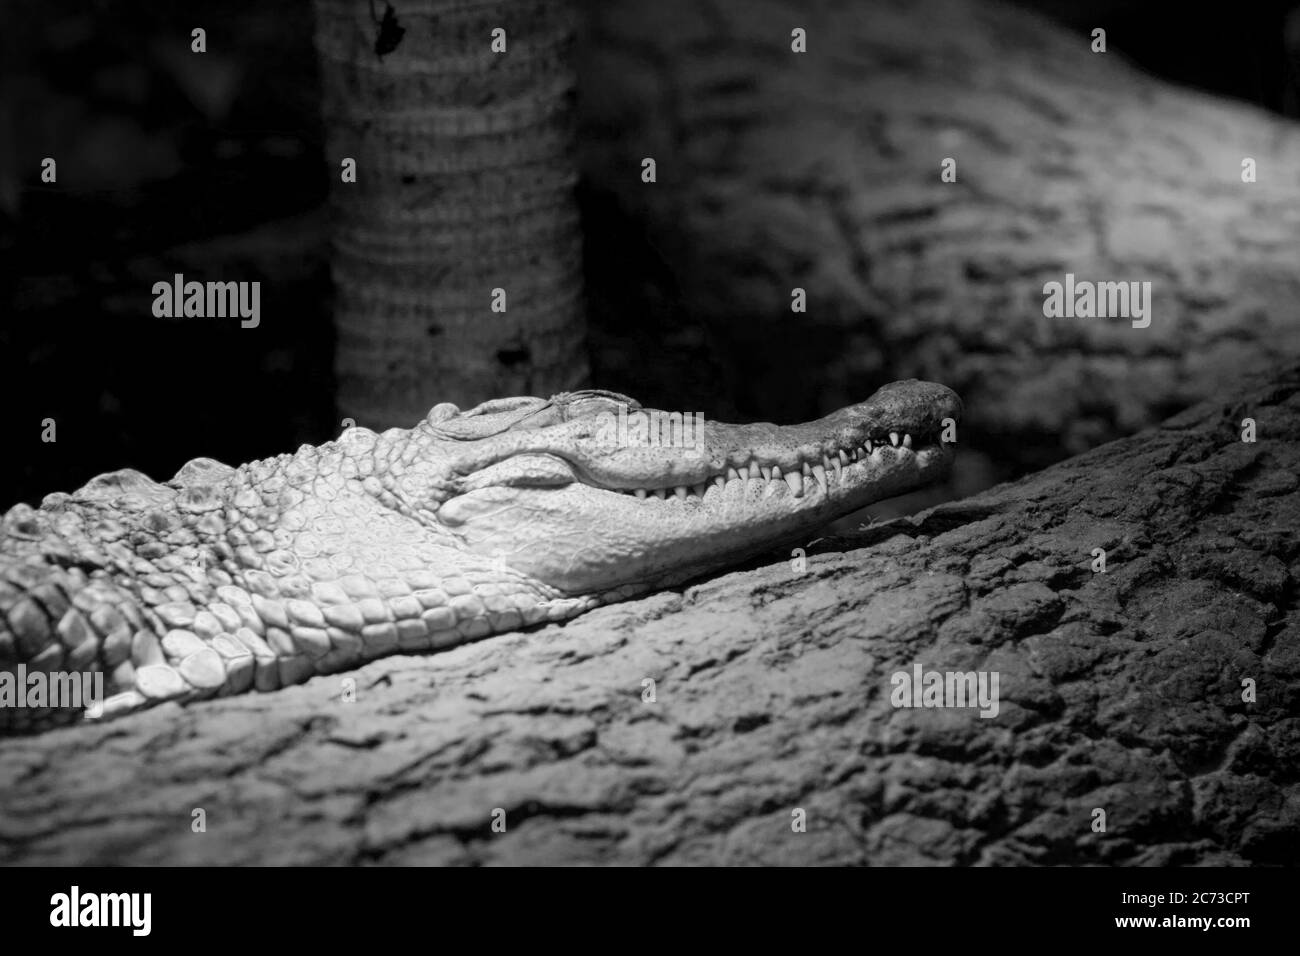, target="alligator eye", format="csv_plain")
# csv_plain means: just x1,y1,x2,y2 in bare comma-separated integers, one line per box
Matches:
565,391,639,418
